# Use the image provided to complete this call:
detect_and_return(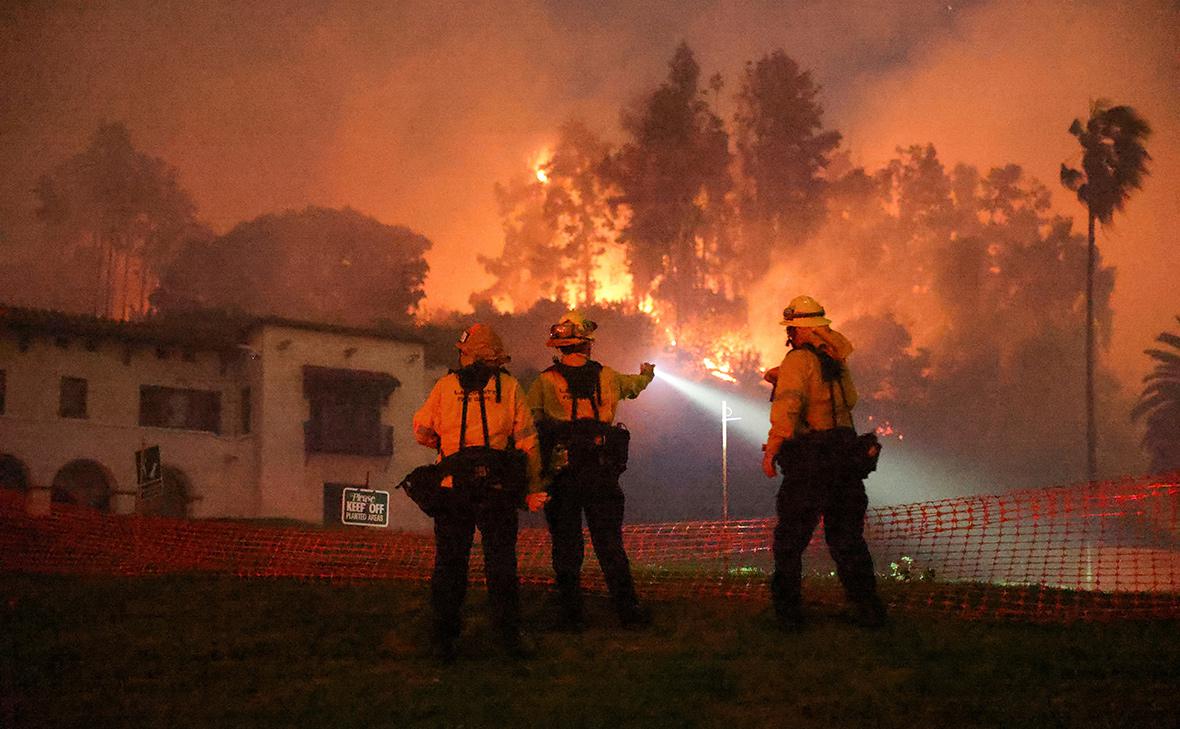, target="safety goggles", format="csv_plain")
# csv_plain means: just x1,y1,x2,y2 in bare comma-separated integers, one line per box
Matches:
549,319,597,339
